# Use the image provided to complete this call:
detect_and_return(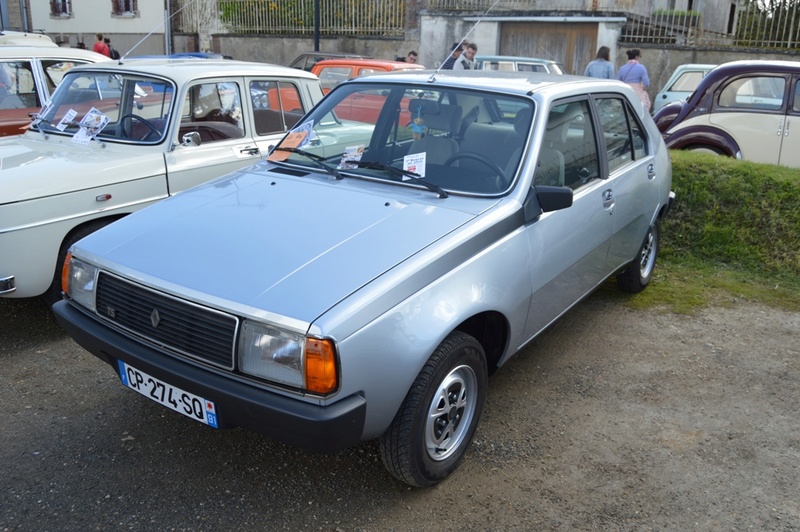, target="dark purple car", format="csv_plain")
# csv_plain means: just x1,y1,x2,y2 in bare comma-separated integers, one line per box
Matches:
653,60,800,168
